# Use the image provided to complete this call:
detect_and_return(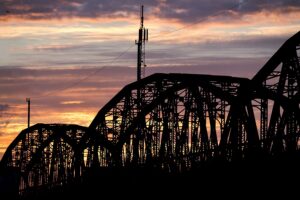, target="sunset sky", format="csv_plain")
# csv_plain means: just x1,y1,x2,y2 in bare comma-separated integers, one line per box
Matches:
0,0,300,159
